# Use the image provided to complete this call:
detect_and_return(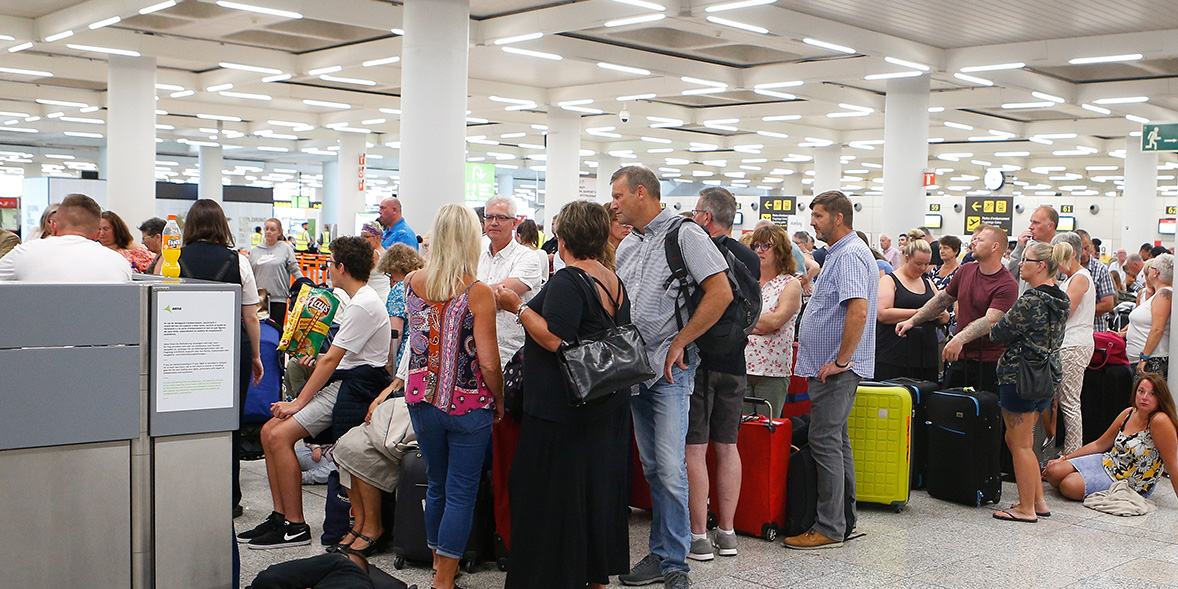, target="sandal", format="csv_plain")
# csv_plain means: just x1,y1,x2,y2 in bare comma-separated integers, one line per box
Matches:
1010,502,1051,517
327,528,361,554
344,531,382,557
992,509,1038,523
